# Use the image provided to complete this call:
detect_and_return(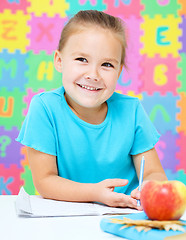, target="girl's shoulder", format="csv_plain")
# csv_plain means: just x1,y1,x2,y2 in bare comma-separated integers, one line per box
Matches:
37,86,64,99
108,91,139,105
28,87,65,114
107,92,141,116
31,87,64,104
